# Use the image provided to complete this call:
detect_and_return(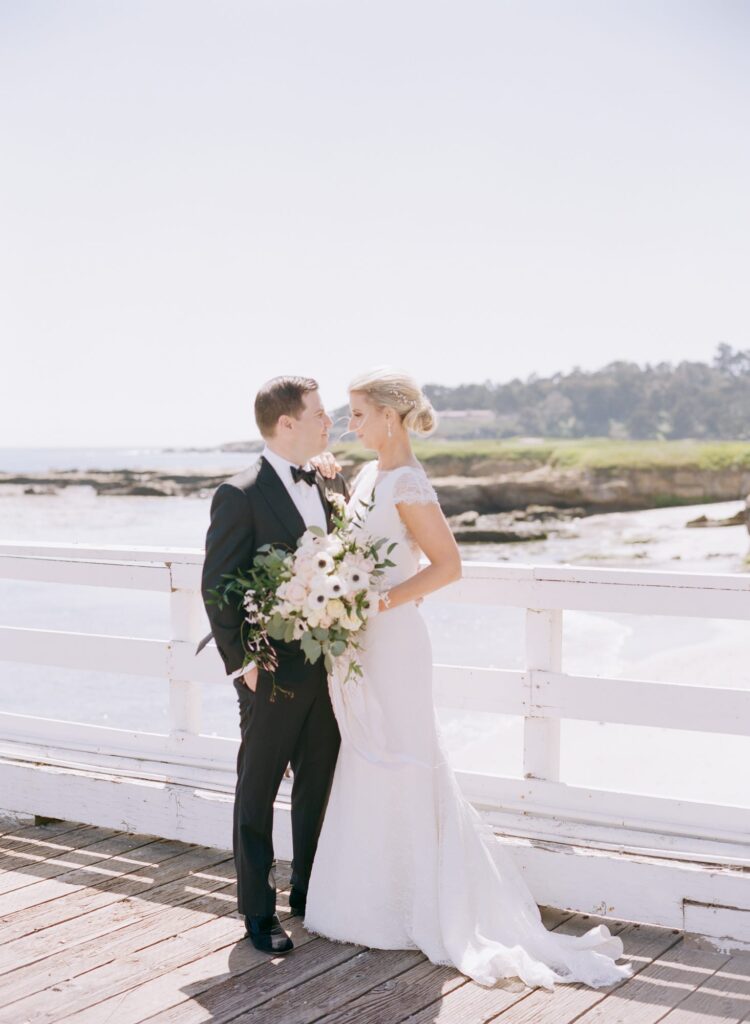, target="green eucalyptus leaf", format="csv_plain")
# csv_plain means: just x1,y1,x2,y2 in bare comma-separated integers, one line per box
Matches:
266,614,286,641
300,632,322,663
